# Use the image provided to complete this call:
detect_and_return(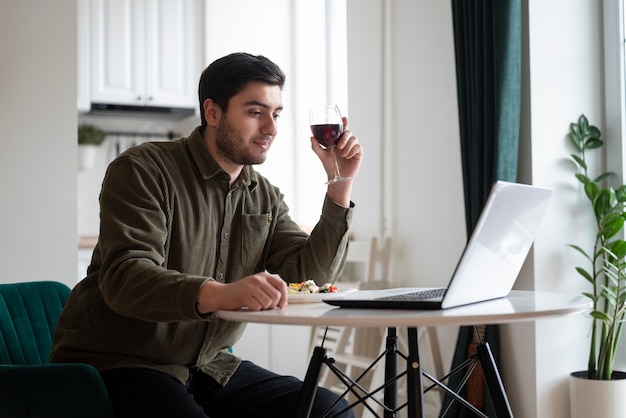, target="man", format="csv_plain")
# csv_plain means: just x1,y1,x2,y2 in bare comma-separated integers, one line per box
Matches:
51,52,362,418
